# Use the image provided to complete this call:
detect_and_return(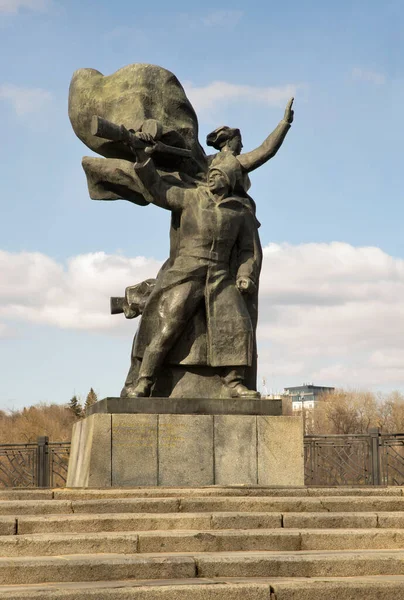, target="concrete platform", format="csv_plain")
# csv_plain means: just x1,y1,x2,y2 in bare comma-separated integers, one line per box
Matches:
87,397,282,416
